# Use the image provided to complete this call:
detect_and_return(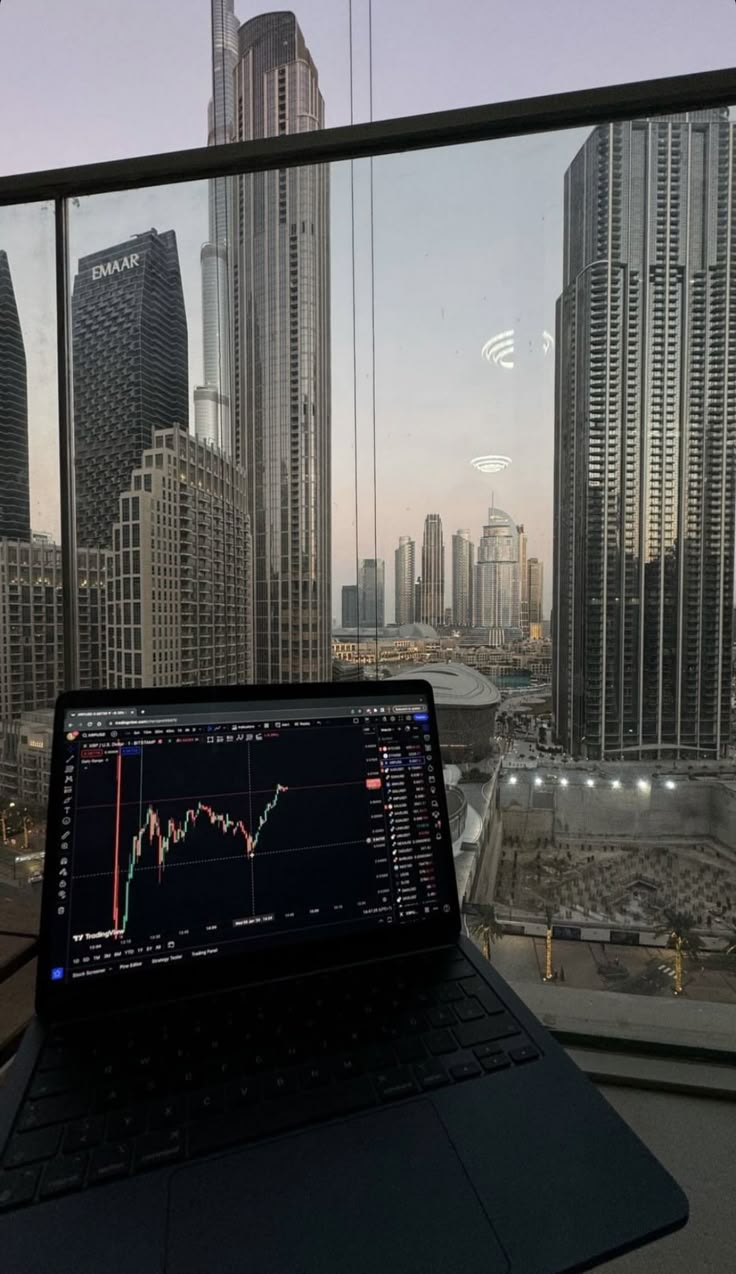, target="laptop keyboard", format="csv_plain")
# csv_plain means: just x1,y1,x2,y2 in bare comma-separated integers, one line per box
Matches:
0,948,540,1212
